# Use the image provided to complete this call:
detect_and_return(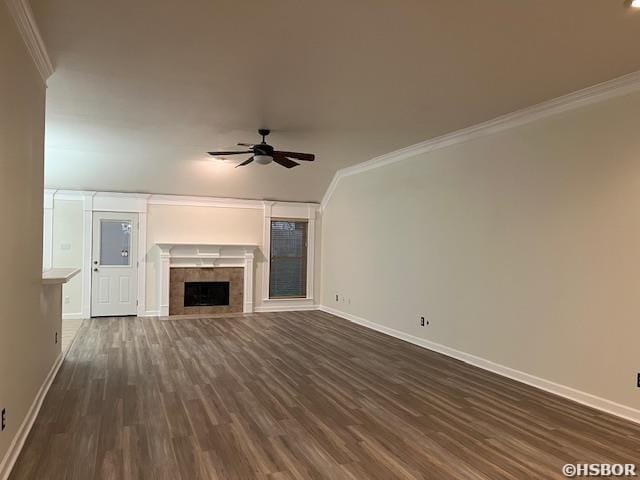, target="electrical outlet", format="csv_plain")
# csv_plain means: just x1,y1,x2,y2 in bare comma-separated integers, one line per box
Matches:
420,316,425,327
335,294,339,302
2,408,6,431
64,296,70,304
55,332,58,344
